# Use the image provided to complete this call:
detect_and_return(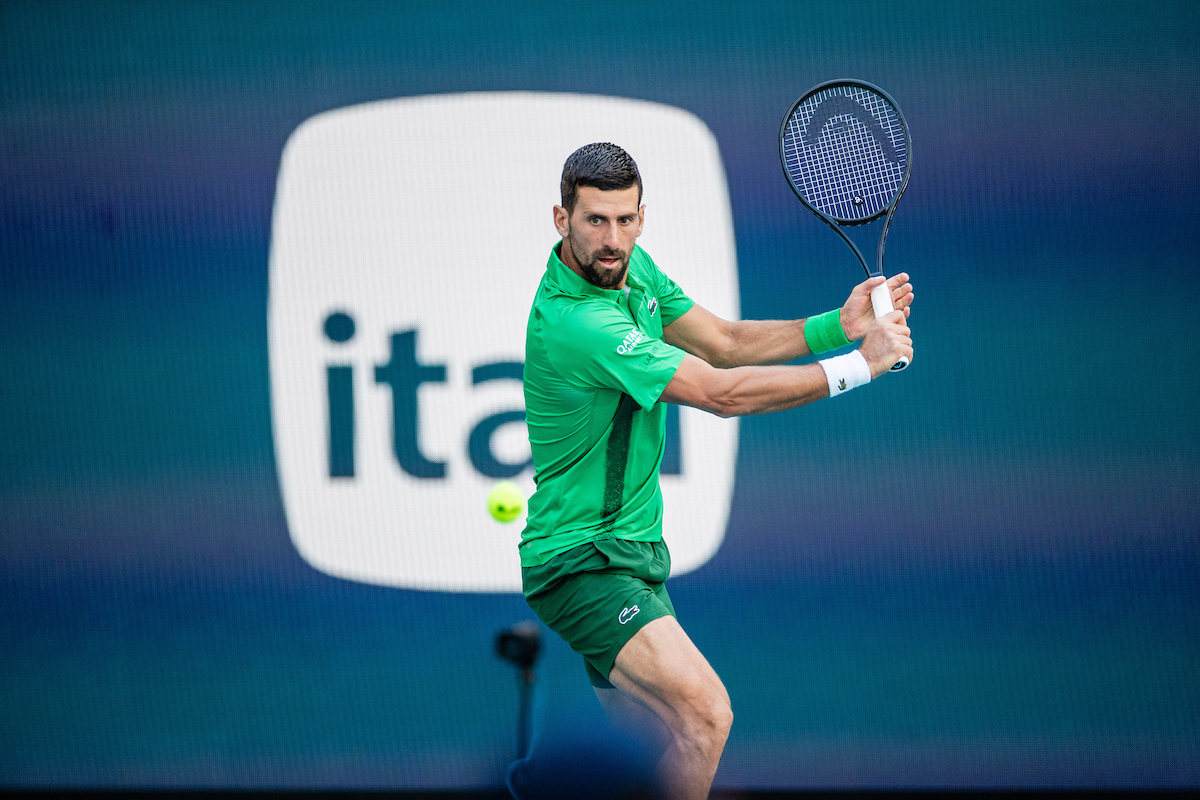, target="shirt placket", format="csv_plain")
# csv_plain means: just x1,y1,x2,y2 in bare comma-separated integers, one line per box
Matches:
624,285,643,328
